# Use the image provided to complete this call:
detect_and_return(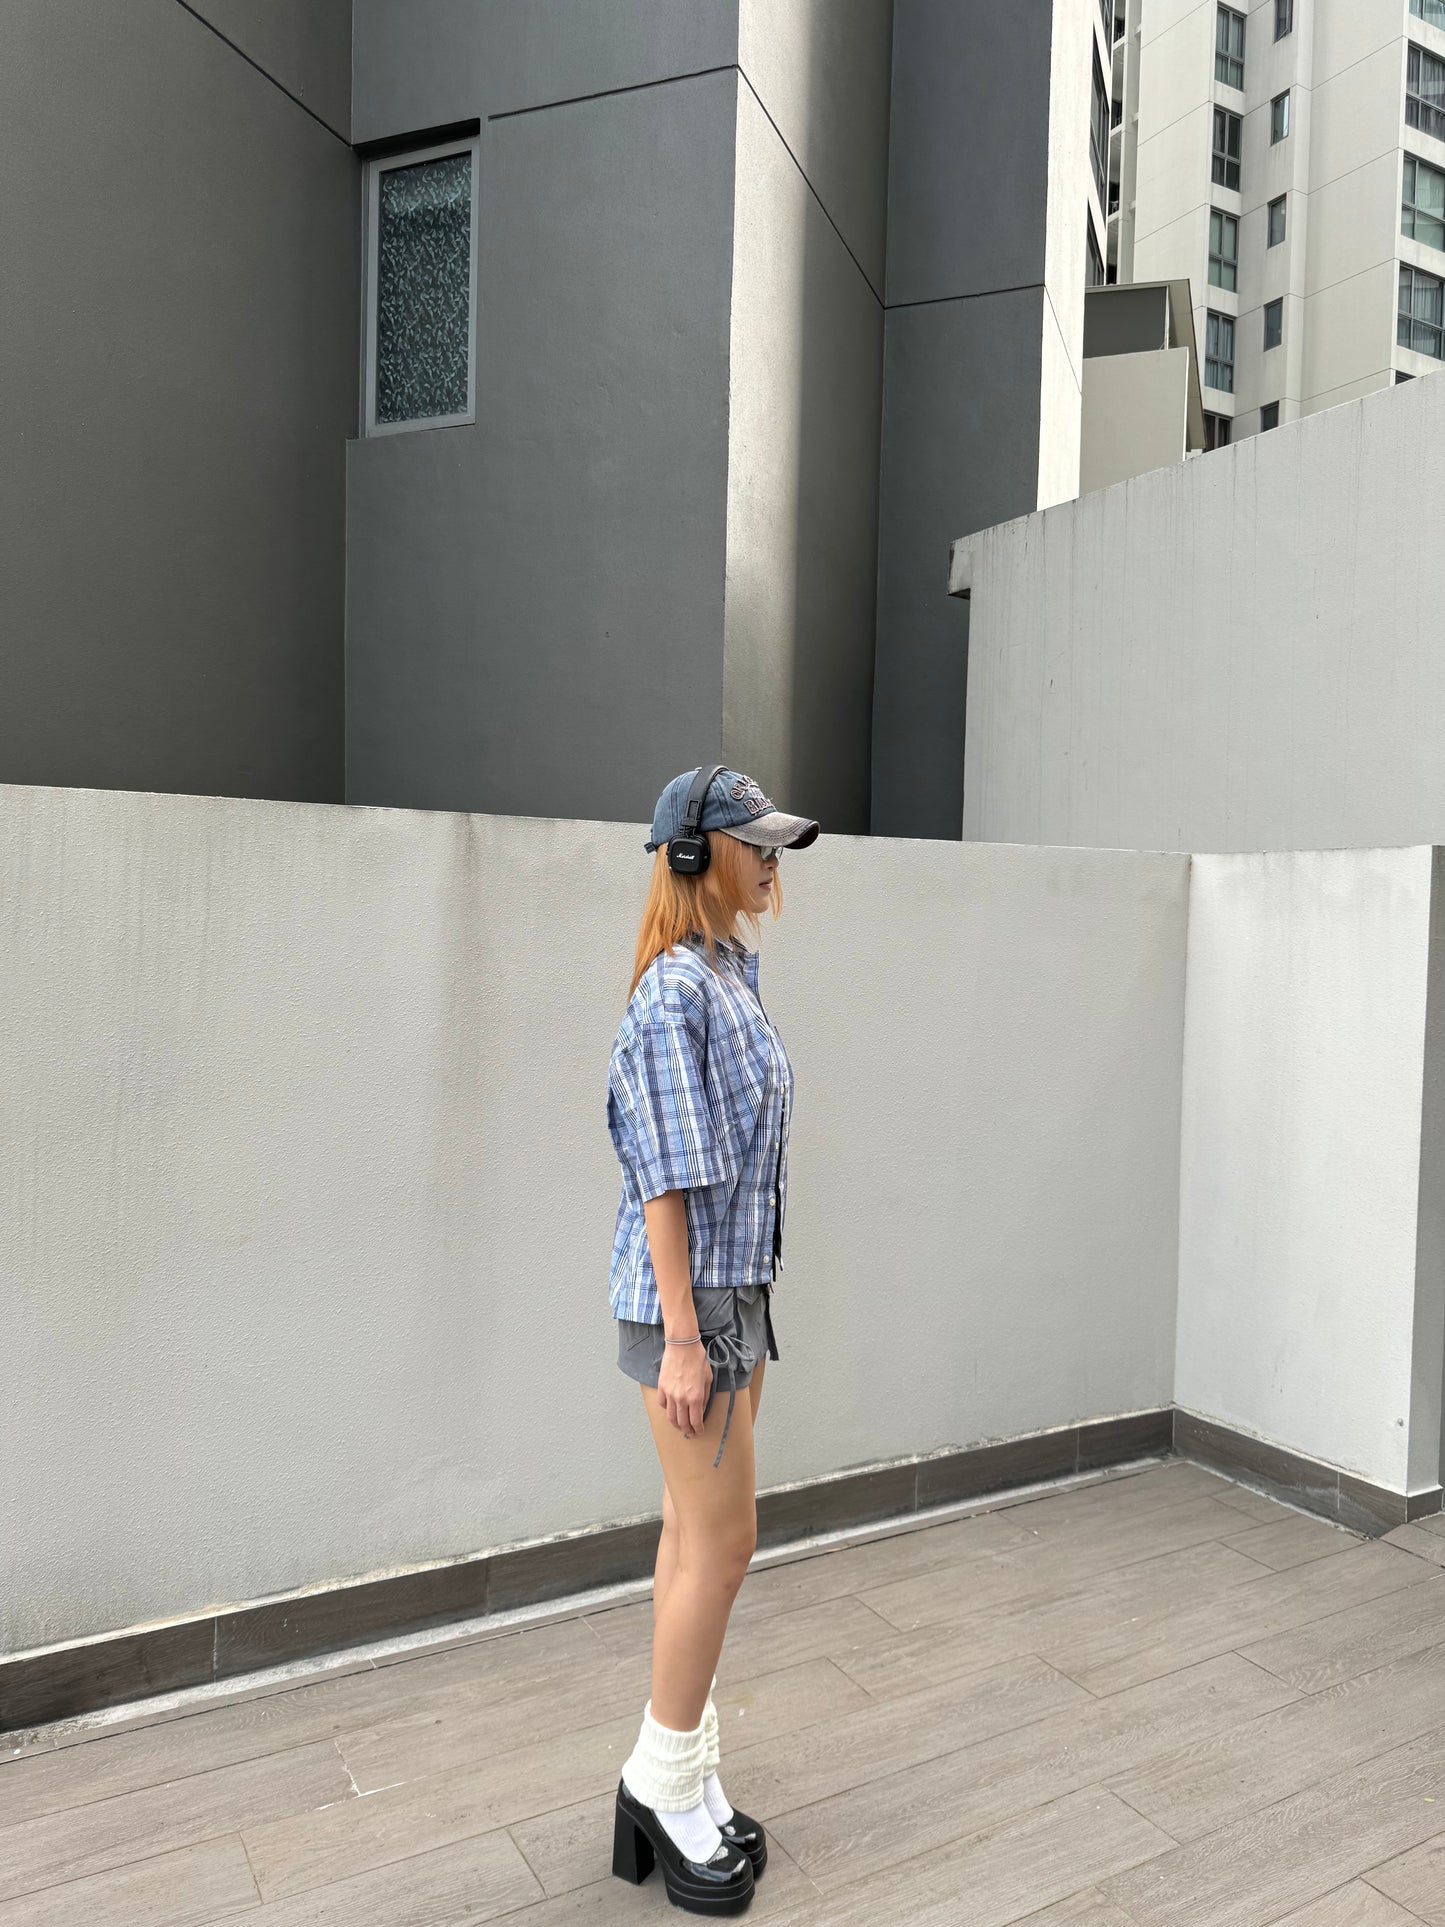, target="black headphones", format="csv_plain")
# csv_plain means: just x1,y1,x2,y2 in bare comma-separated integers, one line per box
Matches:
665,763,726,876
